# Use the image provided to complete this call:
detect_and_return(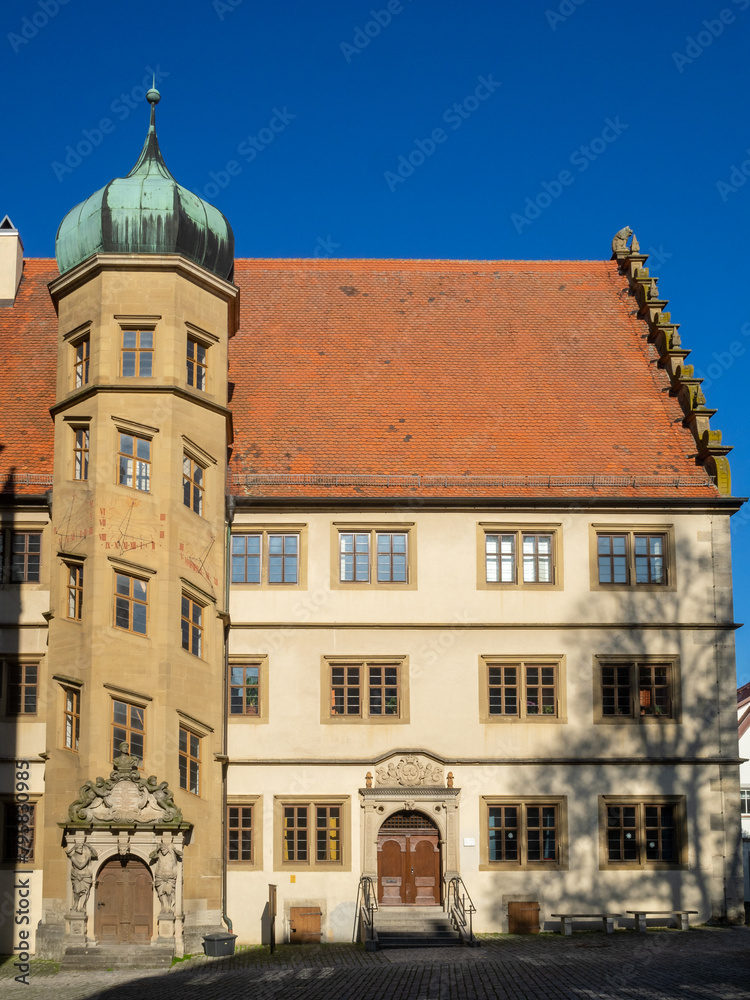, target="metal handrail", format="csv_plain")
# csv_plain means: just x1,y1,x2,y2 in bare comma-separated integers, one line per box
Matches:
445,875,477,946
353,875,379,944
